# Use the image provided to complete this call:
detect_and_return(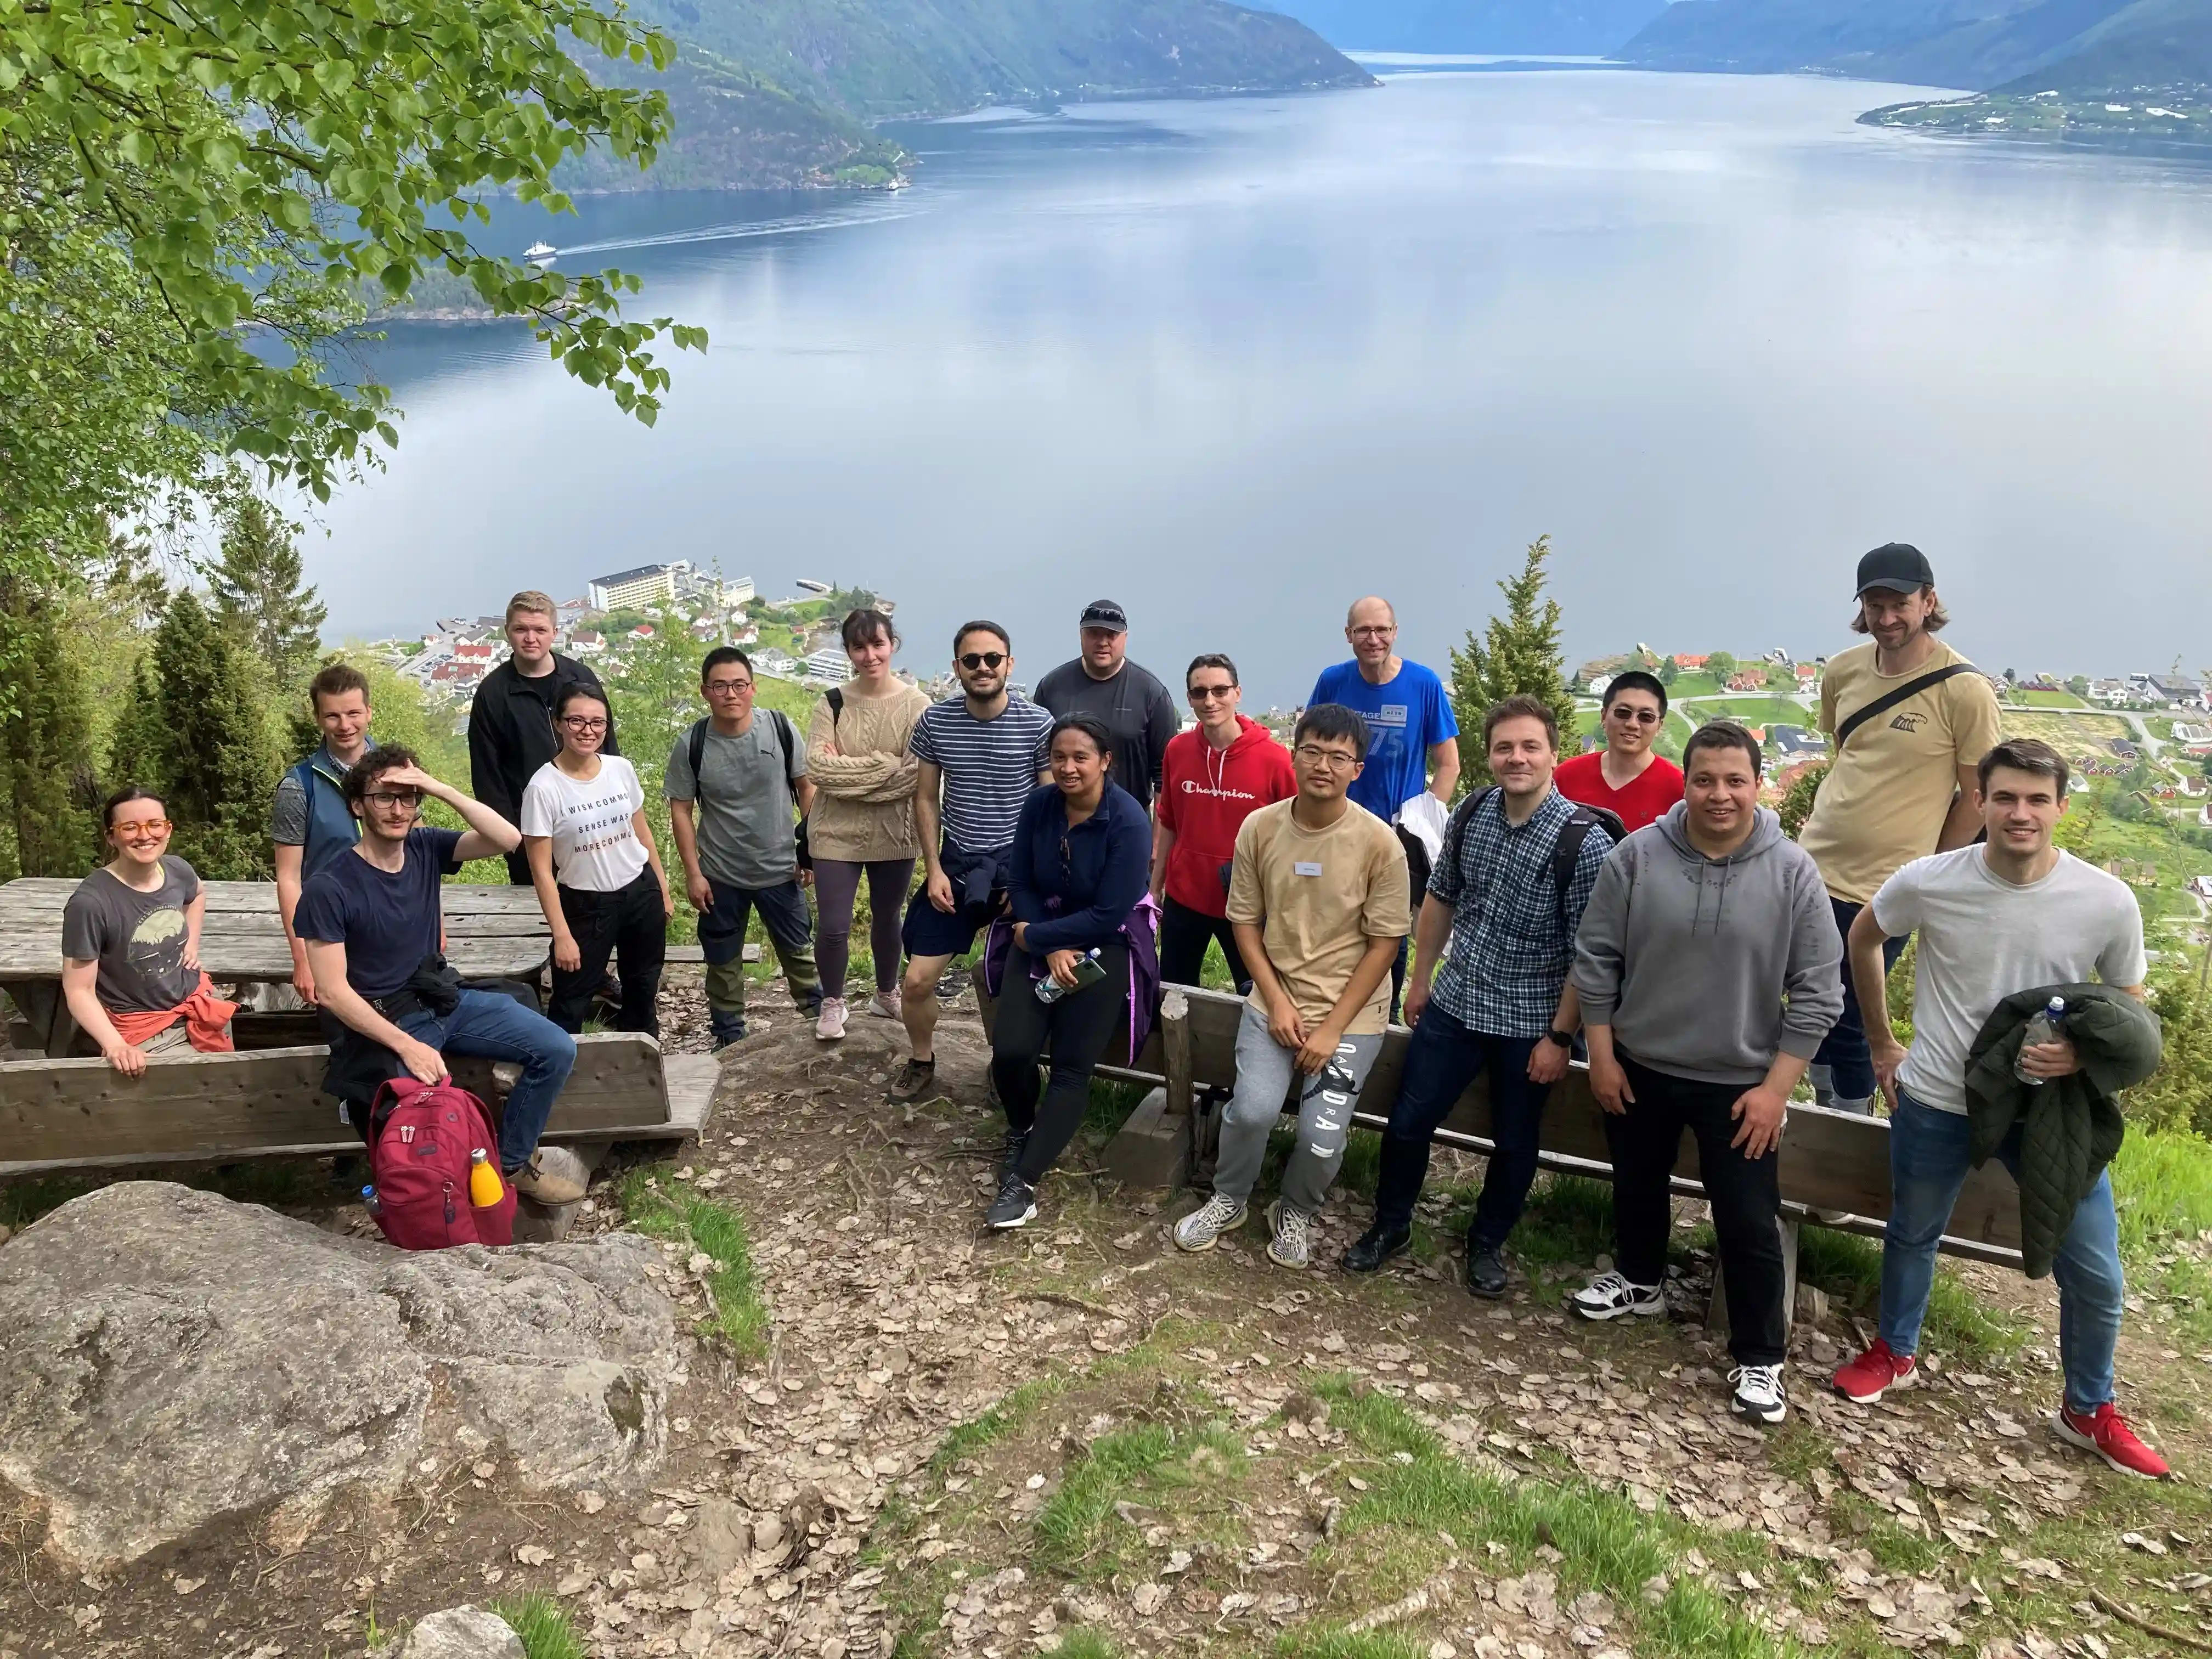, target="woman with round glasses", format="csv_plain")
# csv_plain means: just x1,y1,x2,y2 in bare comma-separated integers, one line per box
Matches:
521,682,674,1034
60,786,238,1073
